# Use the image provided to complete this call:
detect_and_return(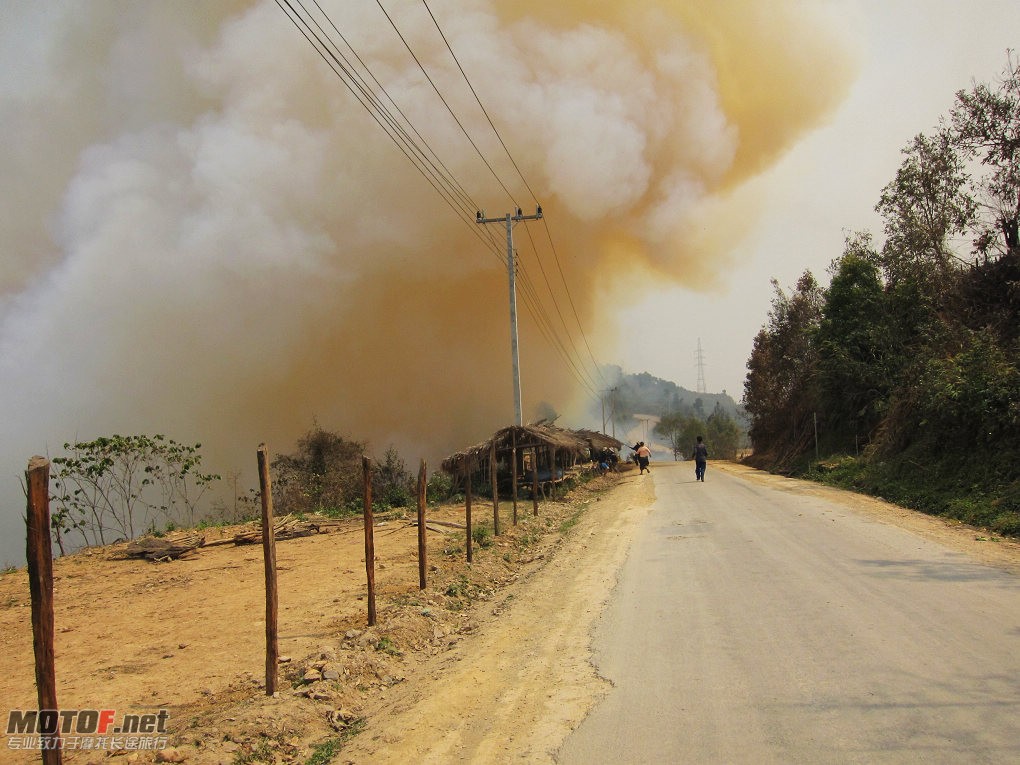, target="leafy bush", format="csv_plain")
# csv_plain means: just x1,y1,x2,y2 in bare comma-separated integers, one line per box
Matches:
471,523,493,548
426,471,455,503
271,425,365,516
991,512,1020,536
372,447,413,509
